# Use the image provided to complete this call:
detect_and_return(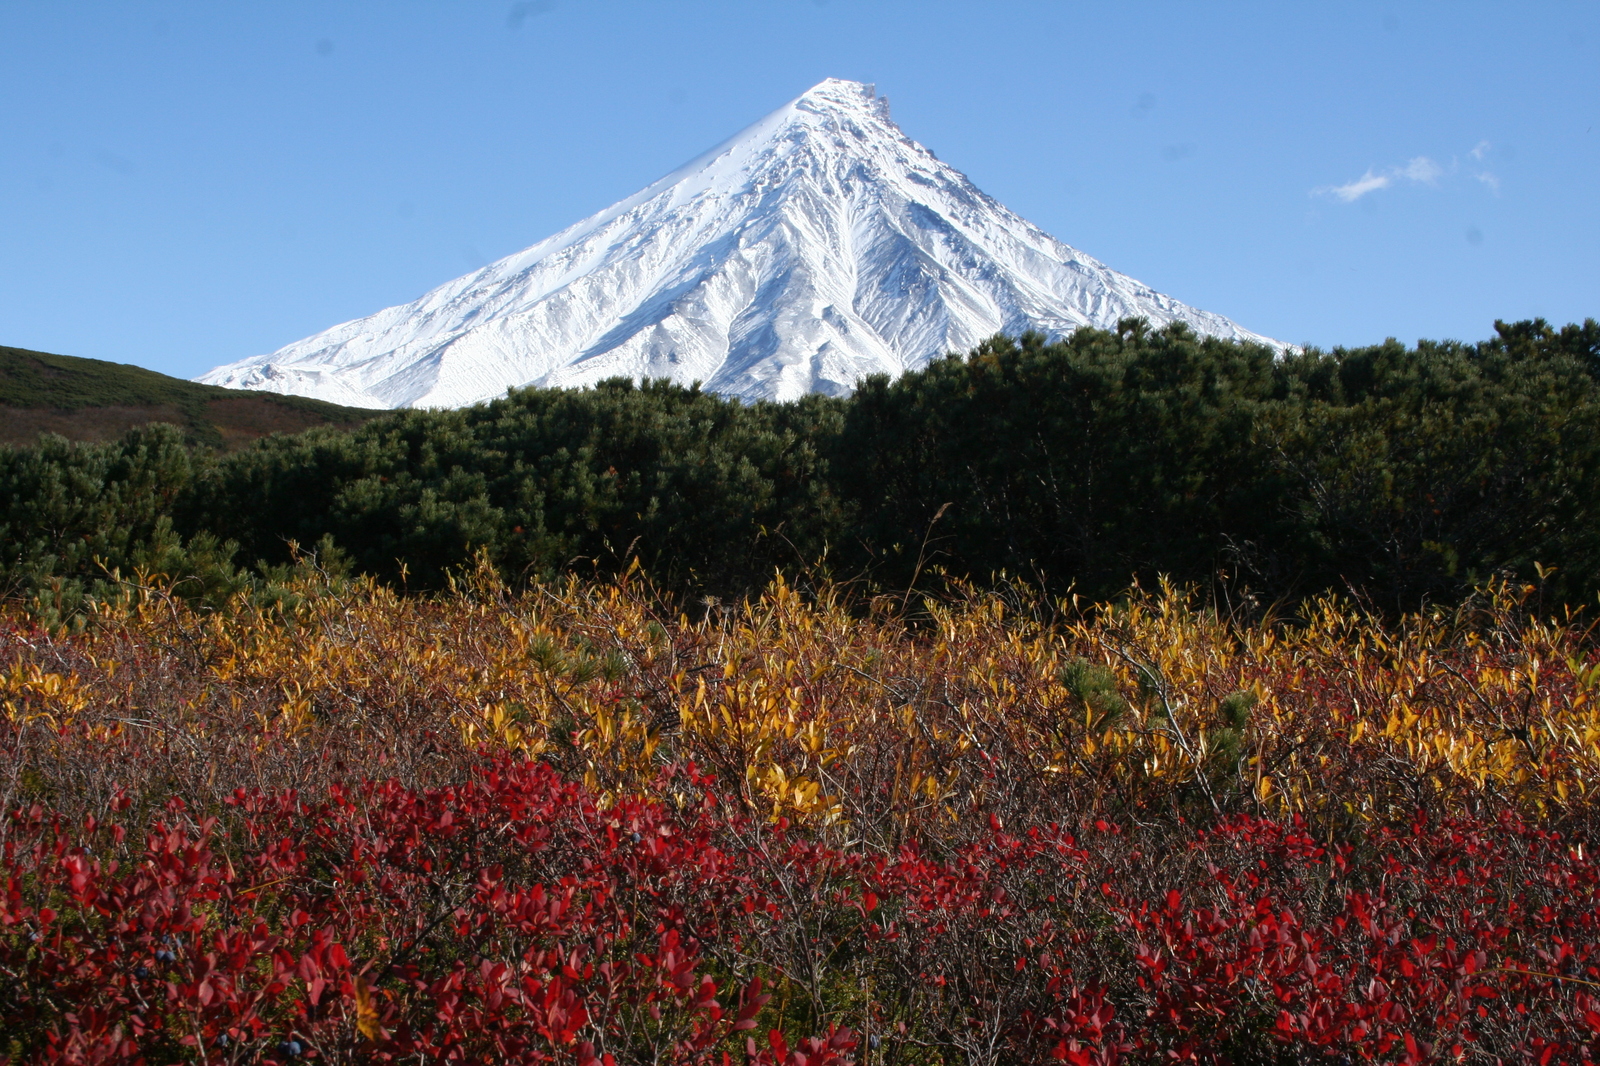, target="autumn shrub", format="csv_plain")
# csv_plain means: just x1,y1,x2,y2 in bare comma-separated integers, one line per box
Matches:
0,760,850,1065
7,761,1600,1063
4,566,1600,1062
